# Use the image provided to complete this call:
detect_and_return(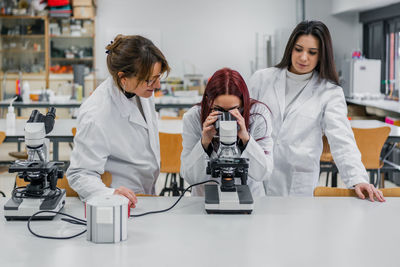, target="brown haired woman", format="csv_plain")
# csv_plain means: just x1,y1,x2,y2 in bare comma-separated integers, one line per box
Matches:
249,21,384,201
67,35,170,208
181,68,273,196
